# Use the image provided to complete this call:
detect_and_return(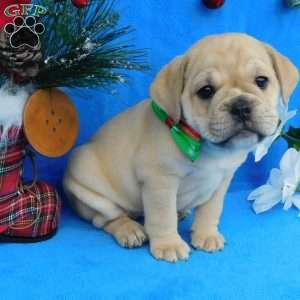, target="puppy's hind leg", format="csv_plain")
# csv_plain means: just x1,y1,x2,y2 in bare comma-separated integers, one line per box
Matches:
64,175,147,248
104,216,148,249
